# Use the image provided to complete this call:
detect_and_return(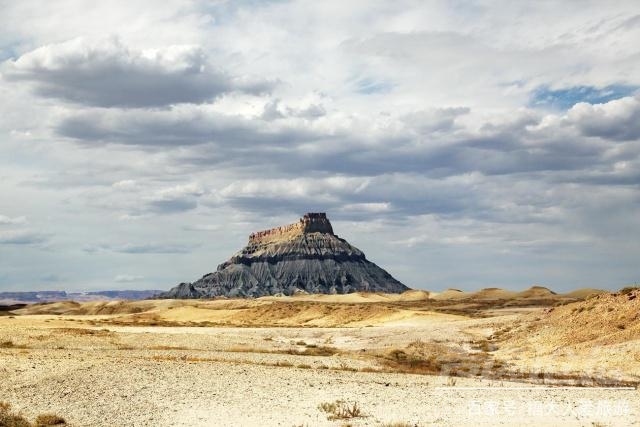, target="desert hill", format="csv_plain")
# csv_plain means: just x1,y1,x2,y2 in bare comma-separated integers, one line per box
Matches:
528,287,639,346
10,286,595,328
